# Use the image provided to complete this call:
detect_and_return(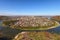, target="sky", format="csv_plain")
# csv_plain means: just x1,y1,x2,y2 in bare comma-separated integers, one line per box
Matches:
0,0,60,16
